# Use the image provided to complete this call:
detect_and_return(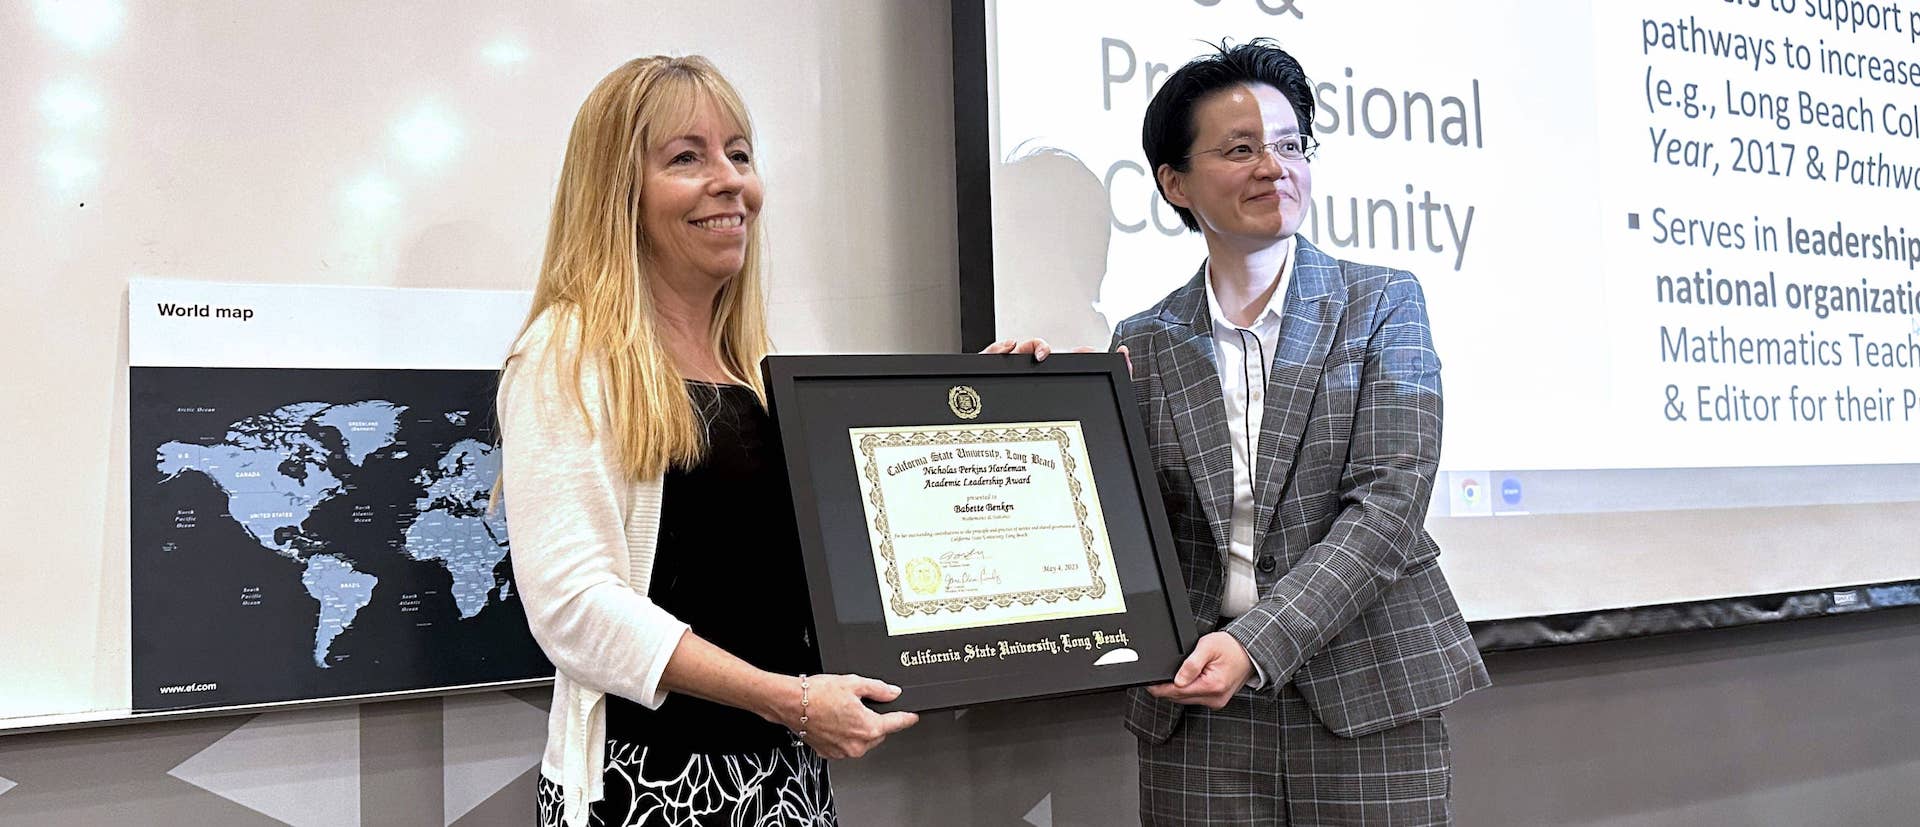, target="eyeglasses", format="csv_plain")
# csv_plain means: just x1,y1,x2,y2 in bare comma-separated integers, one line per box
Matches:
1186,135,1319,164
